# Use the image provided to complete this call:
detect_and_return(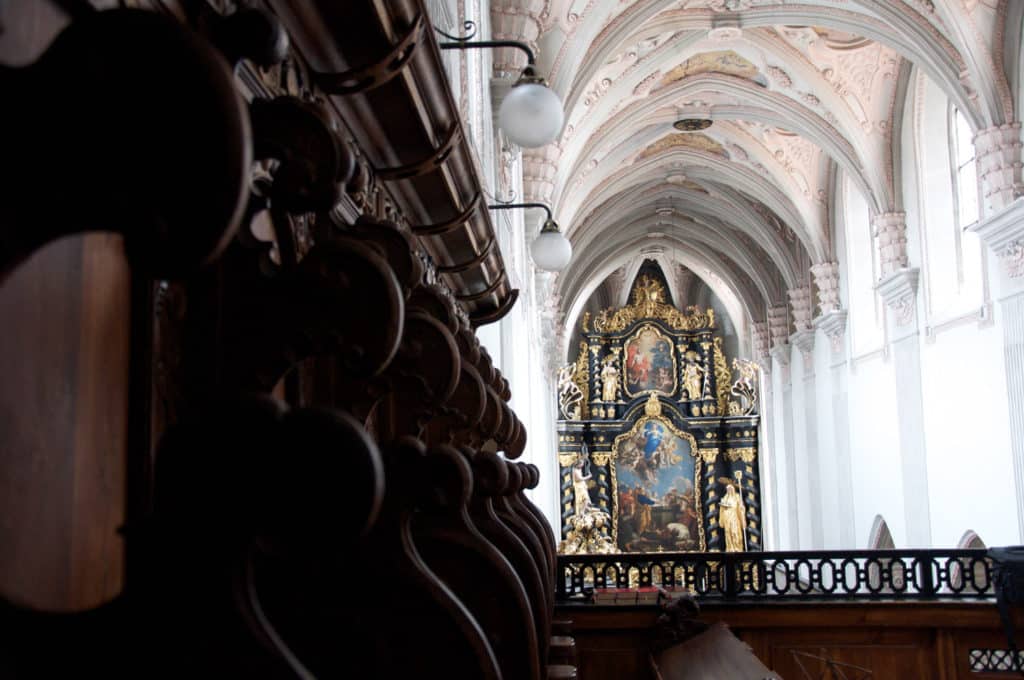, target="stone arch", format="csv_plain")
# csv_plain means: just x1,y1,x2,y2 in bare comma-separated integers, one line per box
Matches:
558,73,884,215
567,182,799,289
563,146,826,261
551,1,984,128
